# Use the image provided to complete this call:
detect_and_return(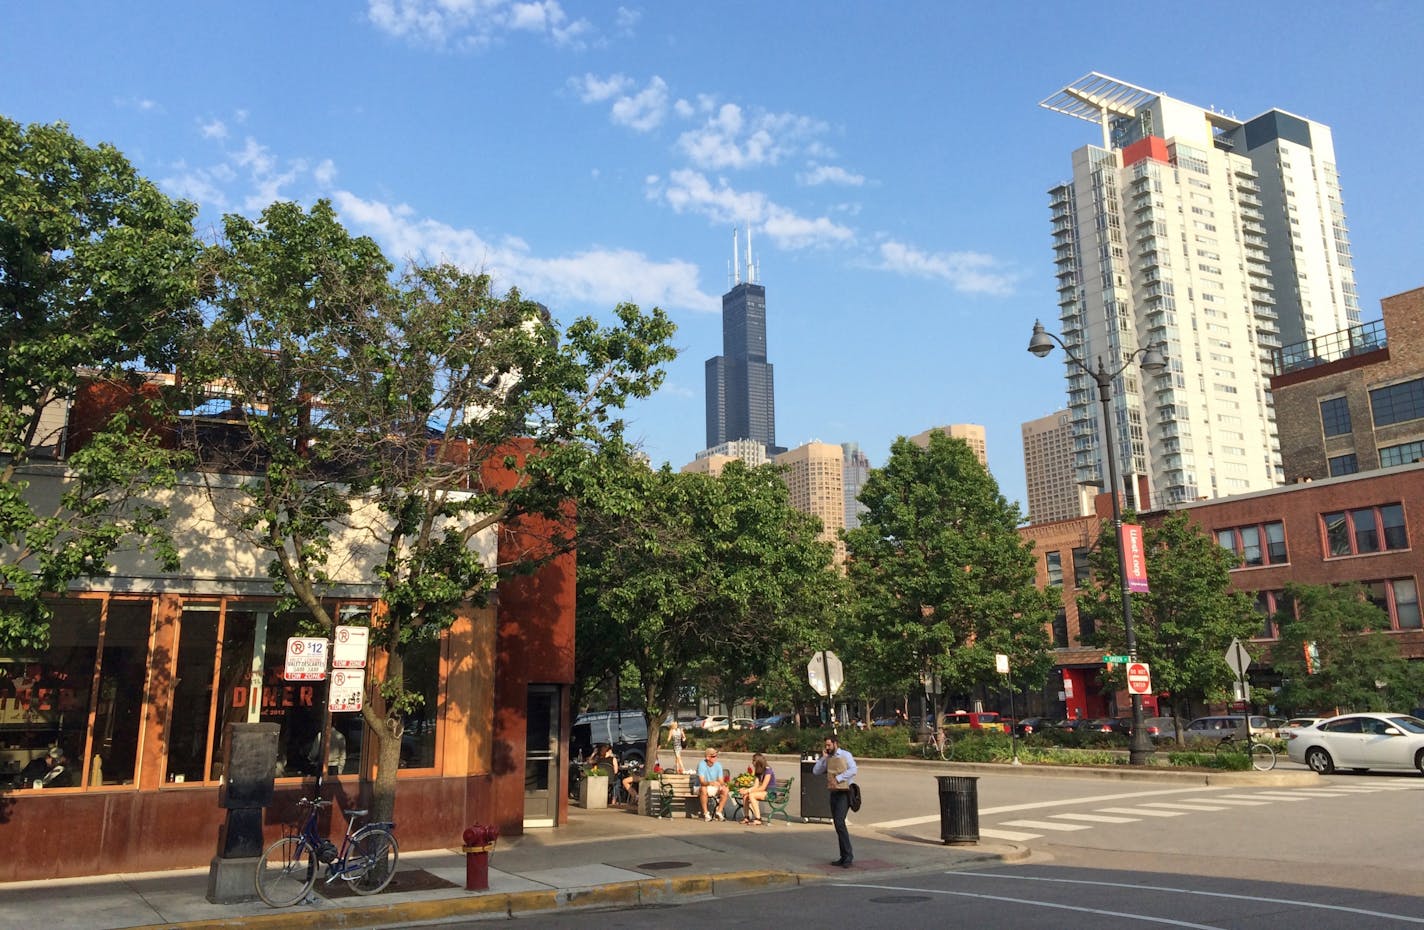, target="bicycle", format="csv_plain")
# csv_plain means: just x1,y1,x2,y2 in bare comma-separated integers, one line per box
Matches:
1216,736,1277,771
255,797,399,907
920,728,952,761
